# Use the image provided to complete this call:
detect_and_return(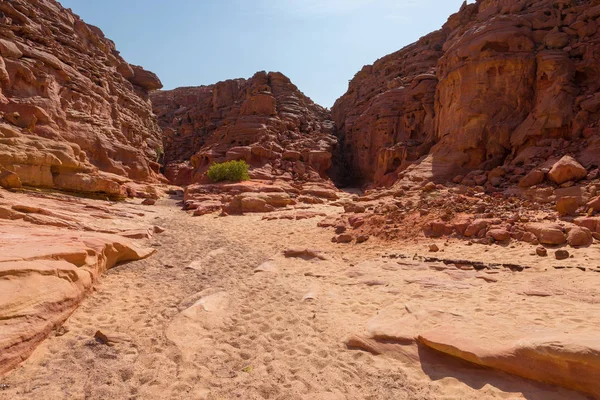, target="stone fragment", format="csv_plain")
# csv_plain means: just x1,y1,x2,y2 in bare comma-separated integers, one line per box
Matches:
555,250,570,260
